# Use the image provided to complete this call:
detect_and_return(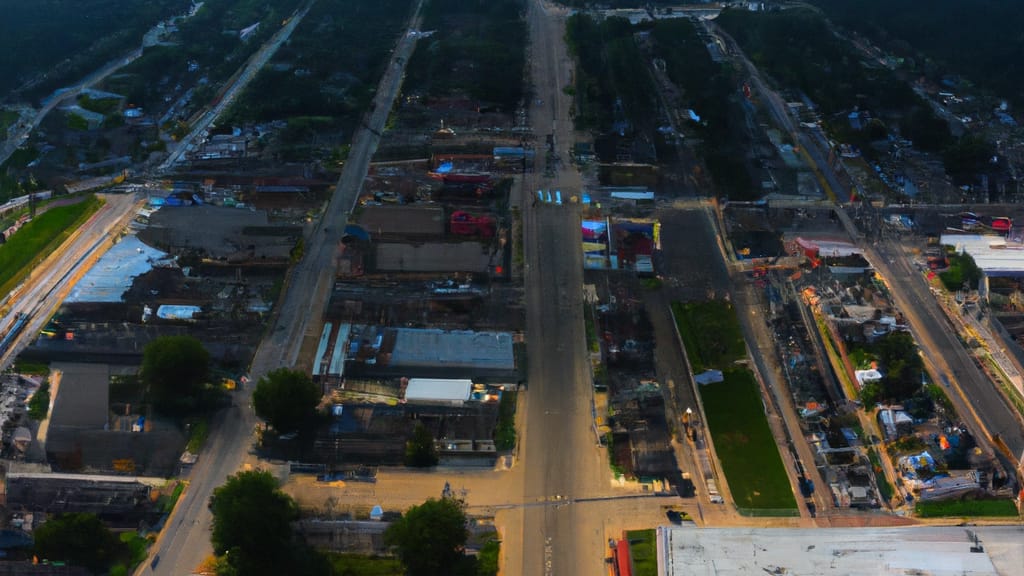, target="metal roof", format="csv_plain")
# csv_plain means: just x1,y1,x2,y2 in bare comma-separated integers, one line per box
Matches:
658,526,1019,576
405,378,473,404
